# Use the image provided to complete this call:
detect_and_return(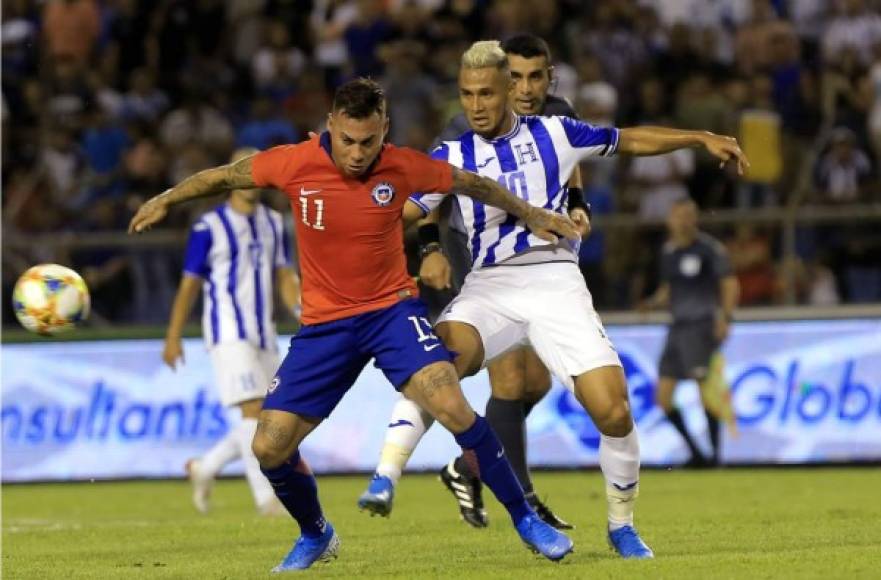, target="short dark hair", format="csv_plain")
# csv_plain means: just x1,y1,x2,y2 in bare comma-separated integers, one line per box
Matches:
502,35,551,61
332,78,385,119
